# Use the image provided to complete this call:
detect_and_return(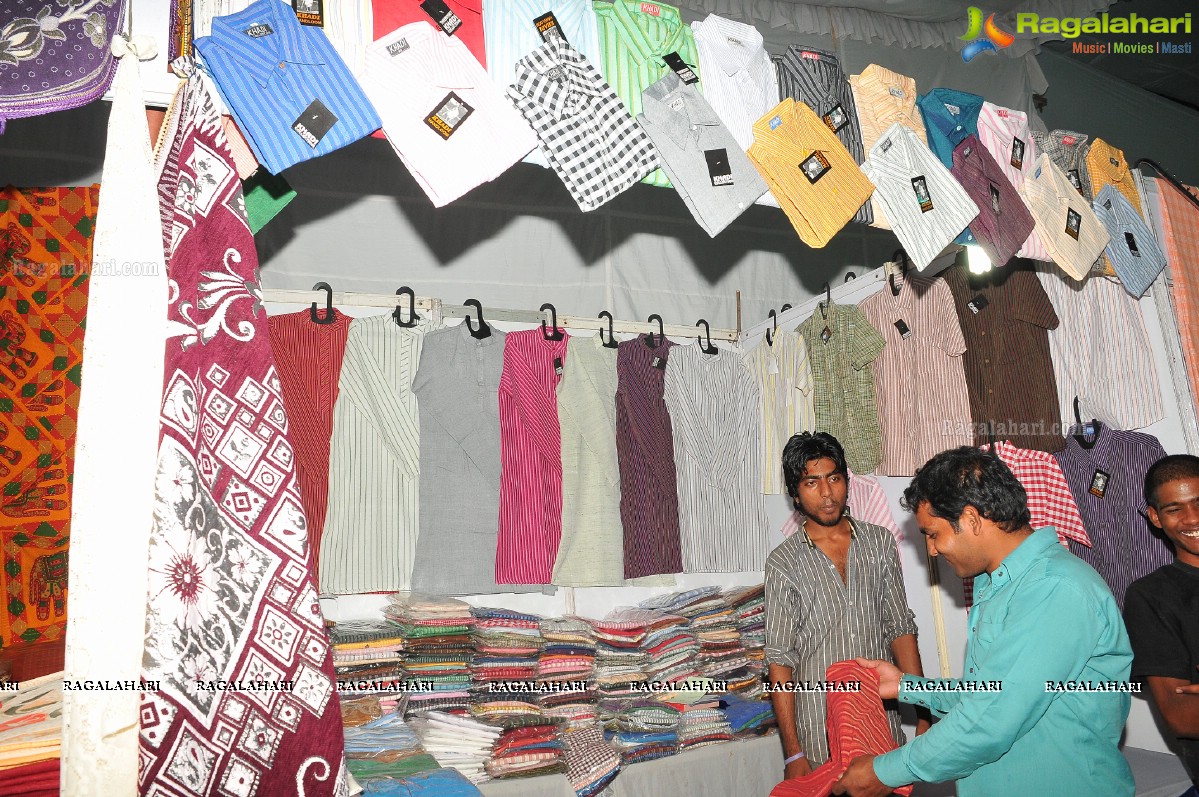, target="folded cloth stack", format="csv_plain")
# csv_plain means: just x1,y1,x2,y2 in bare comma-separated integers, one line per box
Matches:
720,692,777,736
586,615,651,699
342,712,441,782
603,728,679,765
0,673,62,793
641,587,751,692
599,697,681,736
359,767,485,796
725,584,767,696
385,593,476,717
470,607,543,686
637,611,701,686
676,705,734,751
483,720,568,779
561,725,621,797
538,617,597,684
342,694,384,727
329,619,407,687
410,710,503,784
